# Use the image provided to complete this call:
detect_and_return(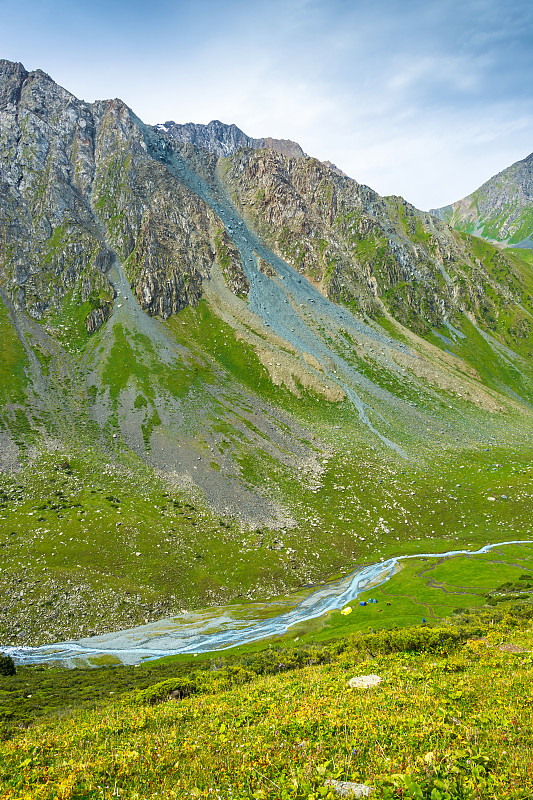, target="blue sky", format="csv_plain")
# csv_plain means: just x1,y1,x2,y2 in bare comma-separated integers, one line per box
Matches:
1,0,532,209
